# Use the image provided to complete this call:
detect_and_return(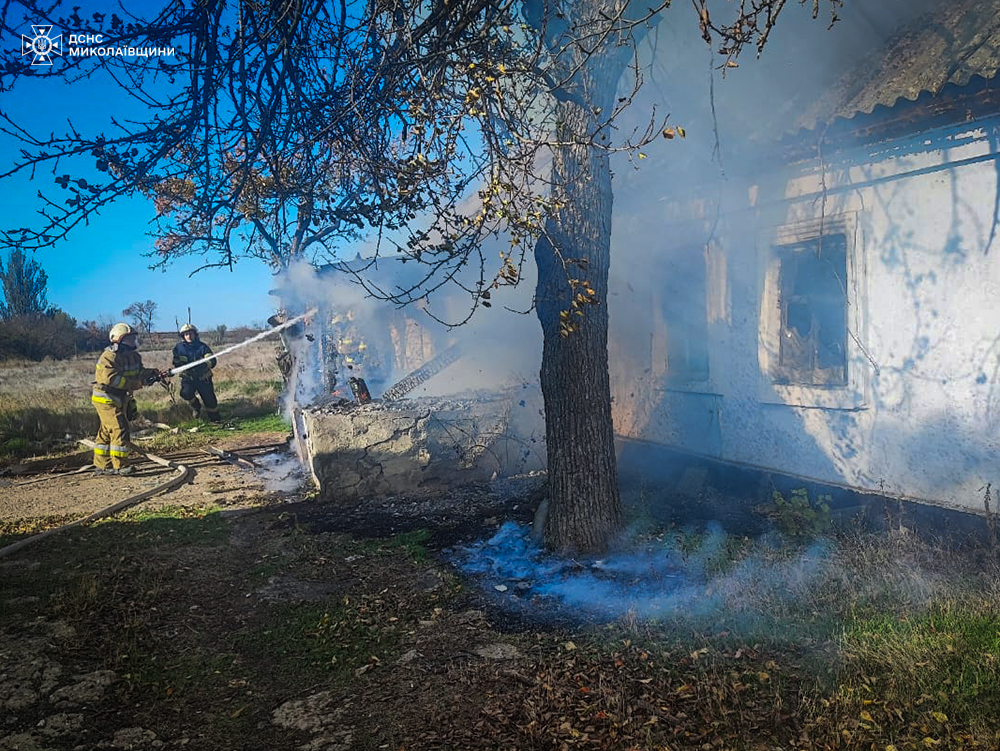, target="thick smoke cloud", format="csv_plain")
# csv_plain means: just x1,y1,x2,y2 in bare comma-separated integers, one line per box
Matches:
271,255,542,402
605,0,948,393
